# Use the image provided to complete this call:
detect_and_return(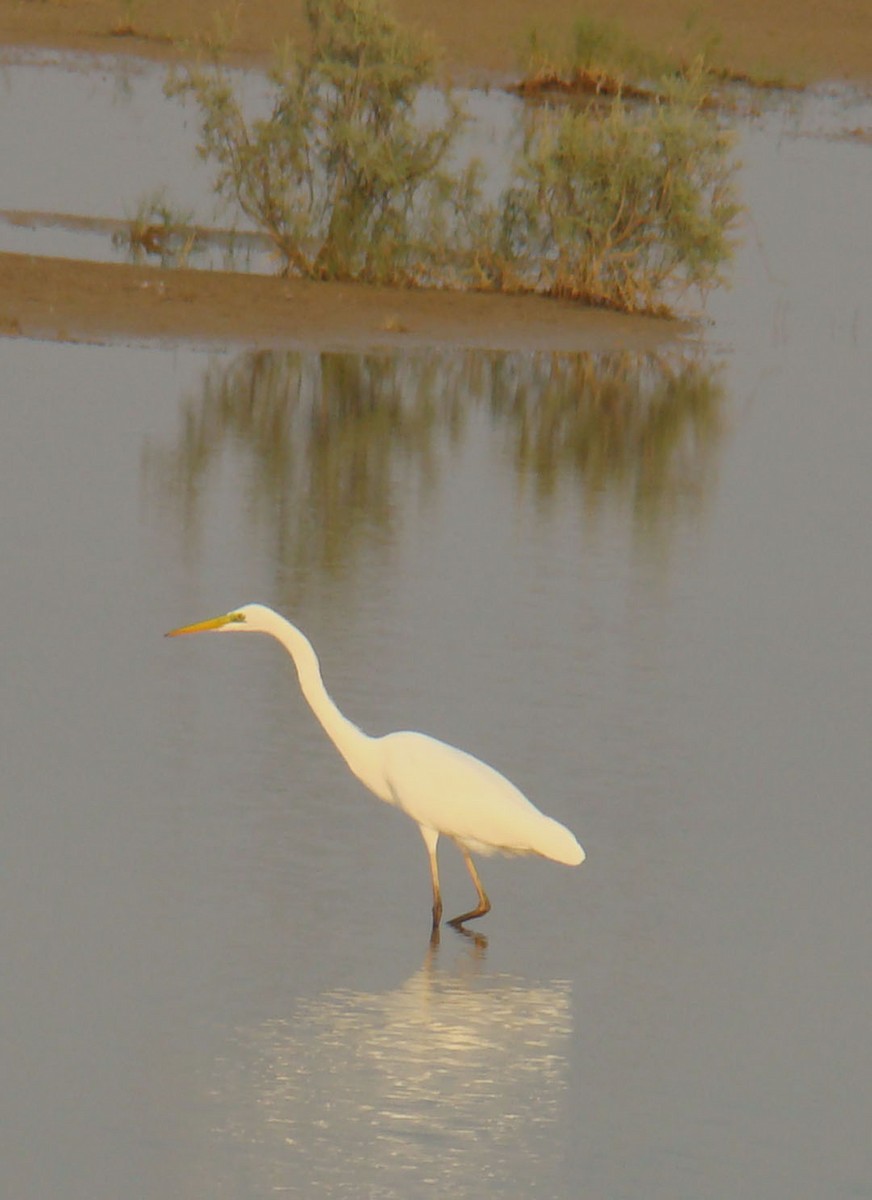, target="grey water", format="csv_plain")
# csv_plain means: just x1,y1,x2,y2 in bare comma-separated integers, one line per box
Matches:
1,53,871,1200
